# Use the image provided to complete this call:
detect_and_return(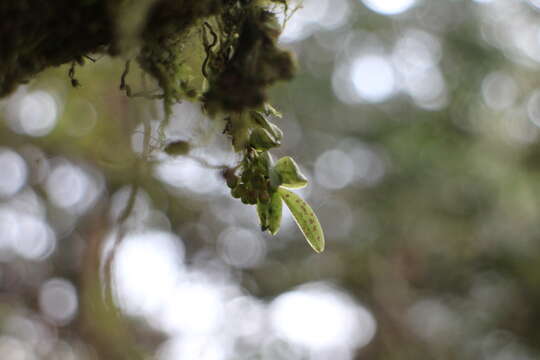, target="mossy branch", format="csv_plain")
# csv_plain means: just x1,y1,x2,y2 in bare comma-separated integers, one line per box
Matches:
0,0,295,114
